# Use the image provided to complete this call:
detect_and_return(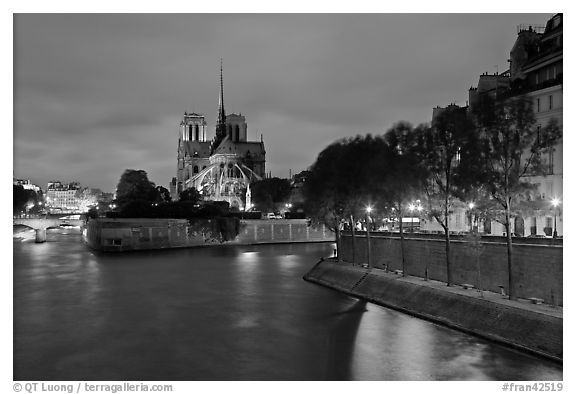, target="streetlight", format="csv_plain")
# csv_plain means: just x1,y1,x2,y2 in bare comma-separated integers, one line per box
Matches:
365,205,373,268
468,202,475,233
551,198,560,238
